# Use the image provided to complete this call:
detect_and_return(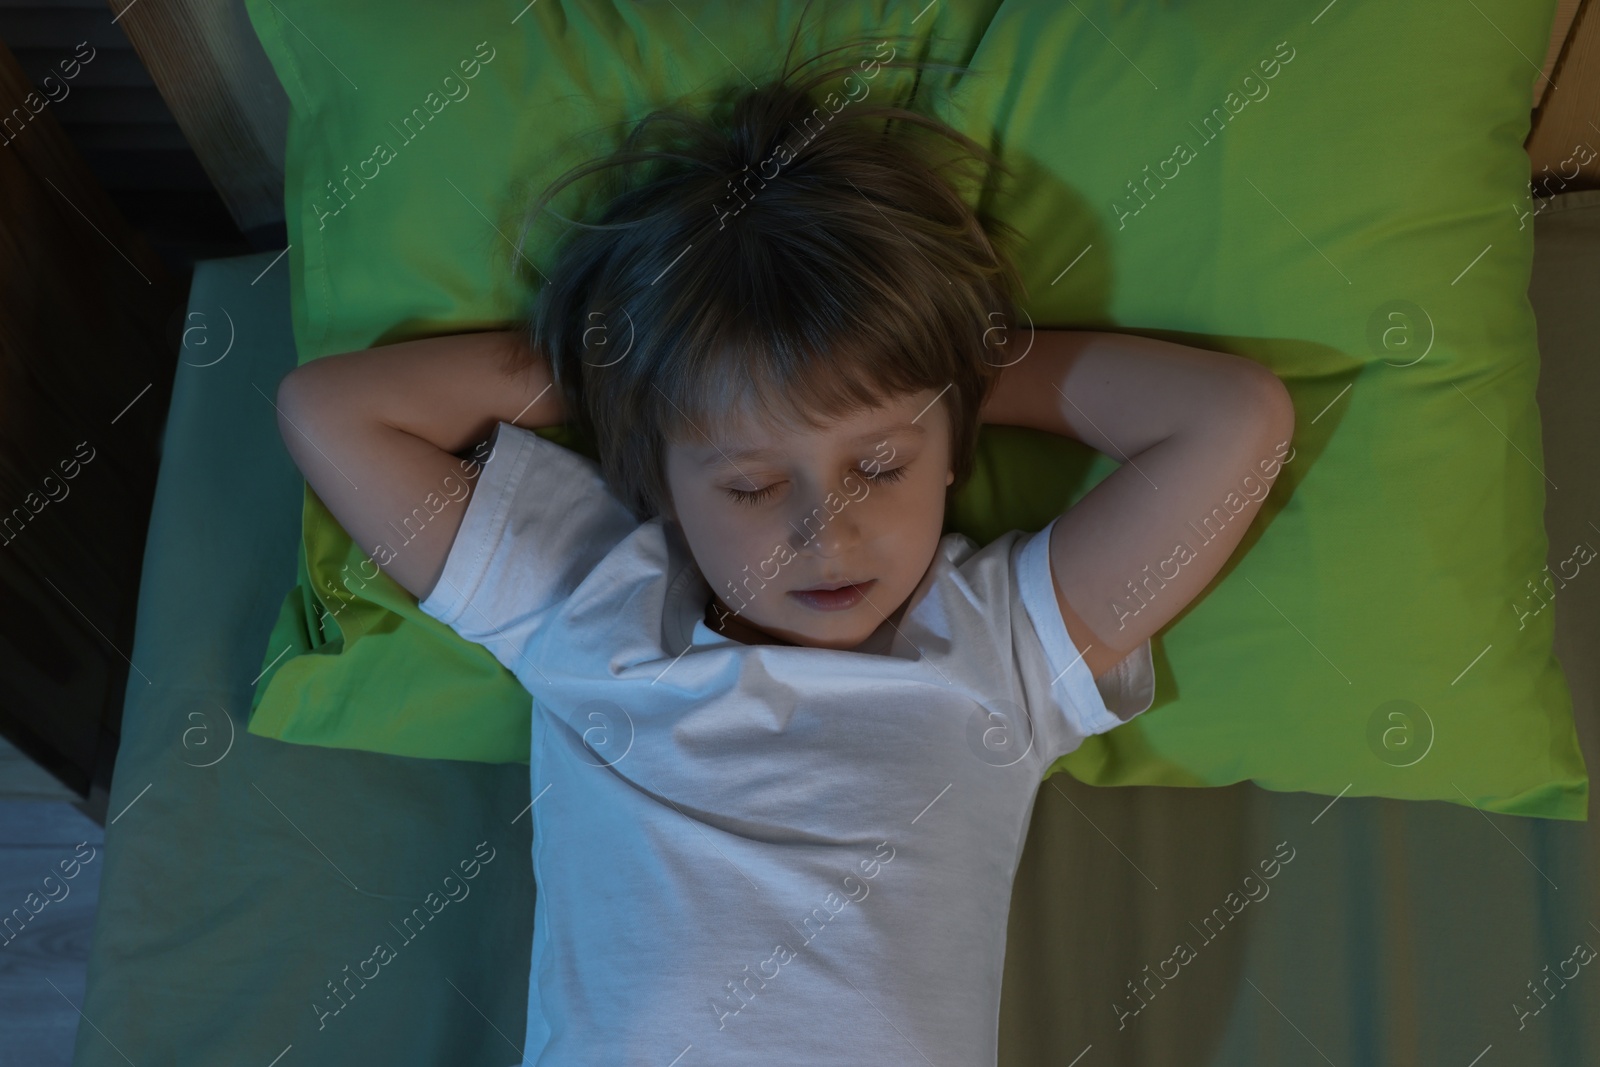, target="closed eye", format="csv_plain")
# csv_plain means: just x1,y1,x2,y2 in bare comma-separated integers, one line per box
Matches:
863,465,908,485
725,482,782,506
723,465,909,507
